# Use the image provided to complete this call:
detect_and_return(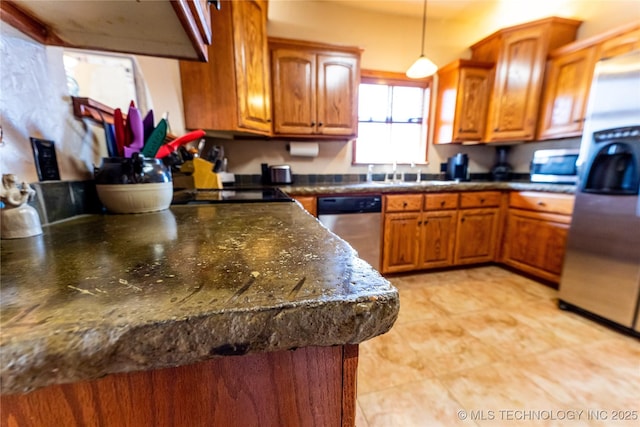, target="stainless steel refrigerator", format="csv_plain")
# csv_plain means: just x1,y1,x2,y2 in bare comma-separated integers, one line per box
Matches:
558,50,640,335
